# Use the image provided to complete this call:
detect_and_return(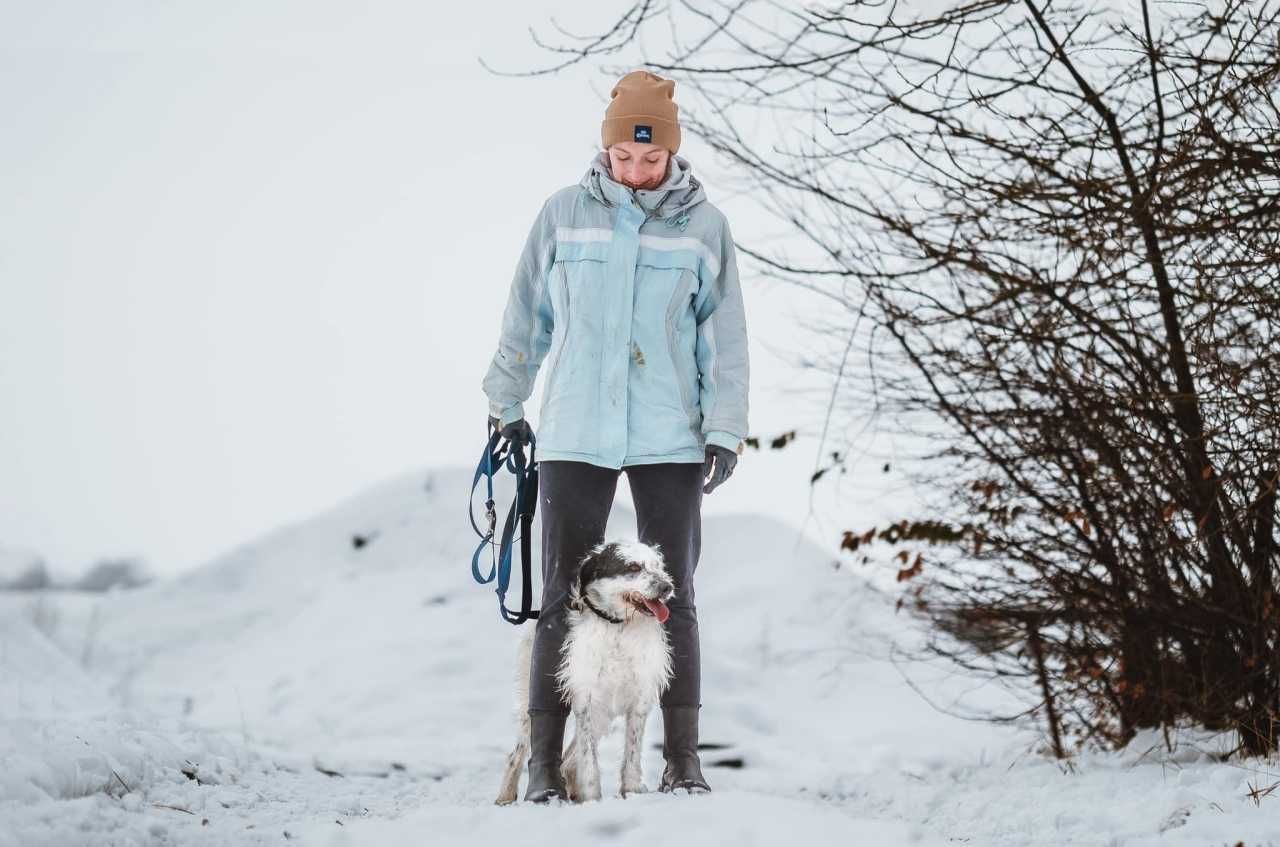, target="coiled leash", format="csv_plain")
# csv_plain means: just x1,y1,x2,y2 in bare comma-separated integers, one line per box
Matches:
468,421,540,625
